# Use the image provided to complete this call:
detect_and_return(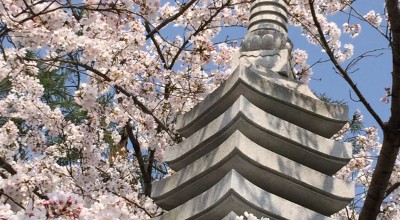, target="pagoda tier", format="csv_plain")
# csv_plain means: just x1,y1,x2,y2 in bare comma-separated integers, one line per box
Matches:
154,170,330,220
175,65,348,139
153,130,353,215
165,95,351,175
